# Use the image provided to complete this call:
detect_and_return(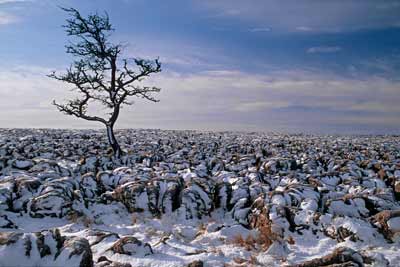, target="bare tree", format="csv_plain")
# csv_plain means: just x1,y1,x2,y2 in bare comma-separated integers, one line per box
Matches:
49,7,161,158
